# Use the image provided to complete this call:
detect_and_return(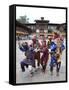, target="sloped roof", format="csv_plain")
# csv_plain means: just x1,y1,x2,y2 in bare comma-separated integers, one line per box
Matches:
16,20,32,33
